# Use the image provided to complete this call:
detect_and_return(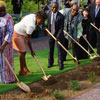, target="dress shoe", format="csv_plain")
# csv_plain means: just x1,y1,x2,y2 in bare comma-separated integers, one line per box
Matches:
59,66,64,70
78,61,80,64
48,65,52,68
63,58,66,61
